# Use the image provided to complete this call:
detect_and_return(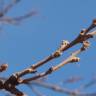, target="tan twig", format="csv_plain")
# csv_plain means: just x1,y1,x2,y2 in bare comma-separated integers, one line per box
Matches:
0,19,96,96
14,19,96,79
21,41,90,83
